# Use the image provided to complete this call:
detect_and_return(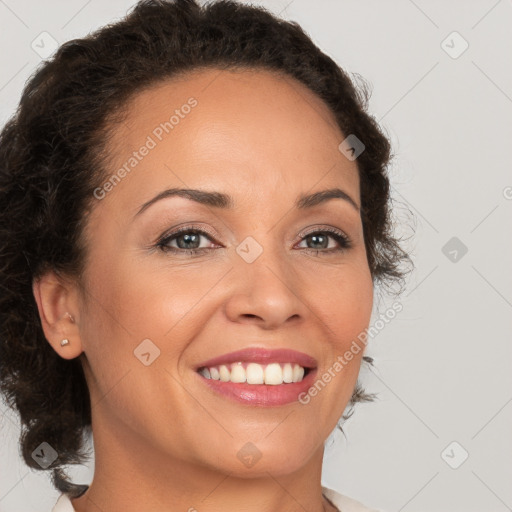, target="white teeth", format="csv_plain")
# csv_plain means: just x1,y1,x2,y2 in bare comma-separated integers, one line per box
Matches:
292,364,304,383
246,363,264,384
264,363,282,385
200,362,308,385
230,362,246,383
219,365,231,382
282,363,293,383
